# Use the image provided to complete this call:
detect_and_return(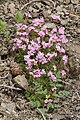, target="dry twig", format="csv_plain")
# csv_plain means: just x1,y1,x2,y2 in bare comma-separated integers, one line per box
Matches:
0,72,9,79
0,84,22,91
